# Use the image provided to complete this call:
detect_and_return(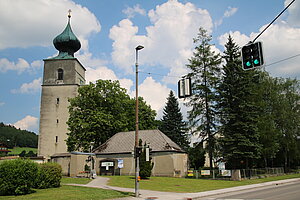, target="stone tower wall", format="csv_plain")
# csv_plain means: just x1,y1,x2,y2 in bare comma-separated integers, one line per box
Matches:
38,59,85,160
